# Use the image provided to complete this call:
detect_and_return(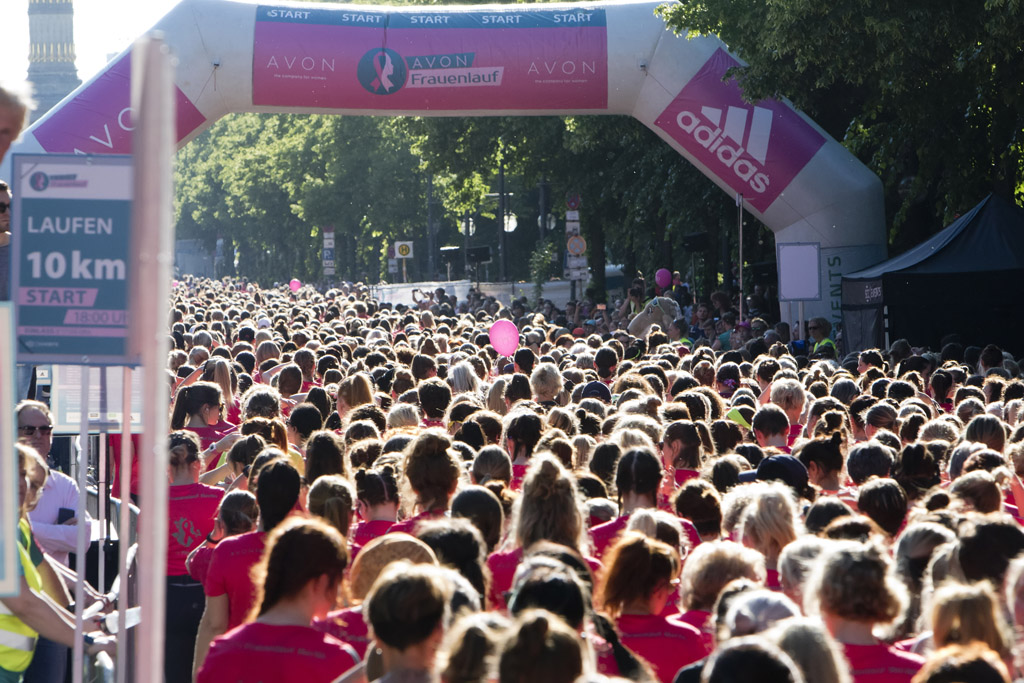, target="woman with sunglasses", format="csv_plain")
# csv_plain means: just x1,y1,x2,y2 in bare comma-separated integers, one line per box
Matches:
598,532,707,683
16,401,83,568
170,381,230,450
